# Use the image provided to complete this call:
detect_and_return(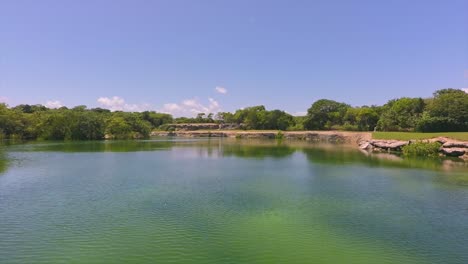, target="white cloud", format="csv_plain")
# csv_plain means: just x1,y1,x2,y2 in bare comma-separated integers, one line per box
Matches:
215,86,227,94
292,111,307,116
462,88,468,93
96,96,223,116
97,96,151,112
45,100,63,109
159,97,222,117
161,103,182,112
